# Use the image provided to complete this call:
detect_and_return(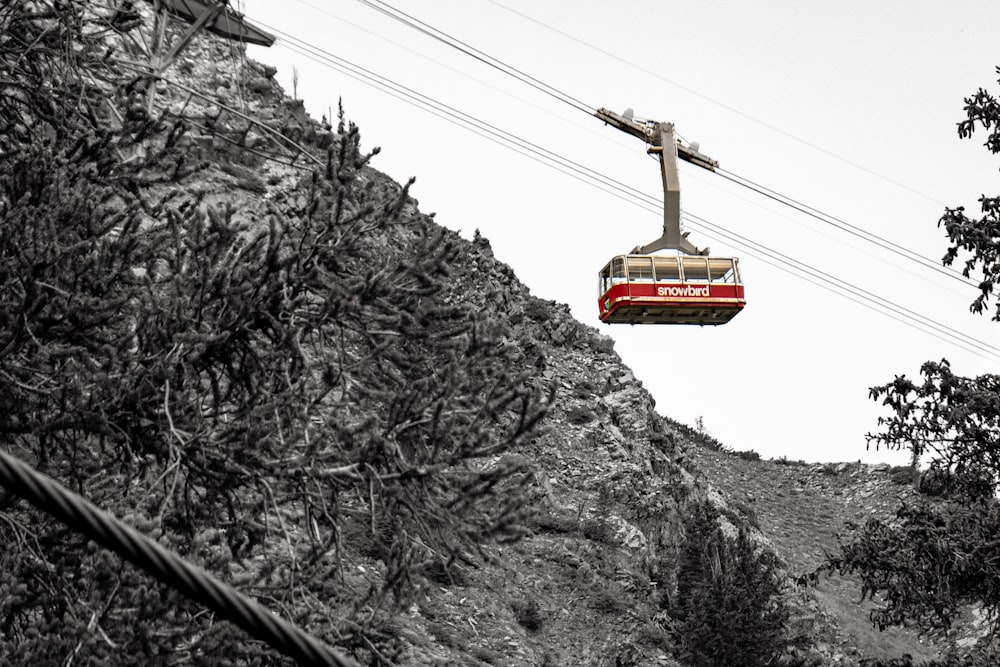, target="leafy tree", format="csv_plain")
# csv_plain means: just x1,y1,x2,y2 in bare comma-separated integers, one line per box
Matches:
940,65,1000,320
668,501,790,667
868,360,1000,499
829,361,1000,639
826,68,1000,663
